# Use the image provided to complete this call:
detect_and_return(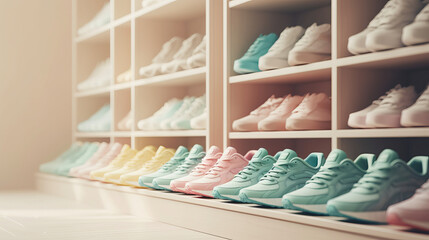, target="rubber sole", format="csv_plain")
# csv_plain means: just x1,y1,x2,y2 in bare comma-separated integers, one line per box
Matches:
288,52,330,66
212,190,242,202
283,199,328,215
286,118,331,130
326,205,386,224
238,193,283,208
387,212,429,232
